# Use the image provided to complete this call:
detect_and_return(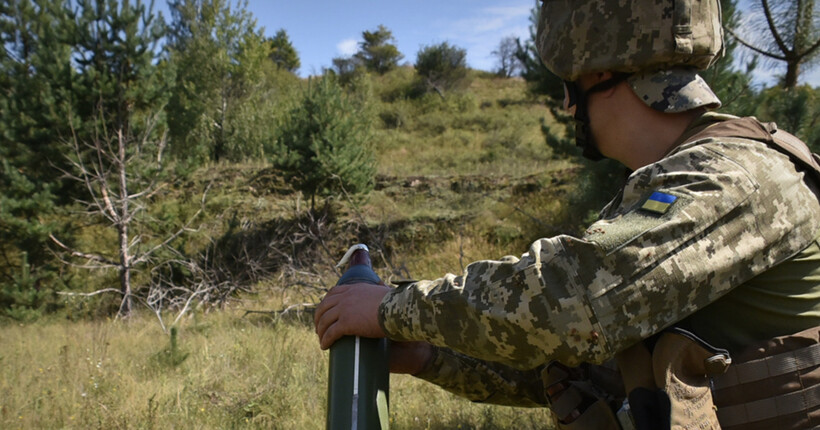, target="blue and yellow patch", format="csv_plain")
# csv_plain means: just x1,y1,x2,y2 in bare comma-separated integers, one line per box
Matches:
641,191,677,214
